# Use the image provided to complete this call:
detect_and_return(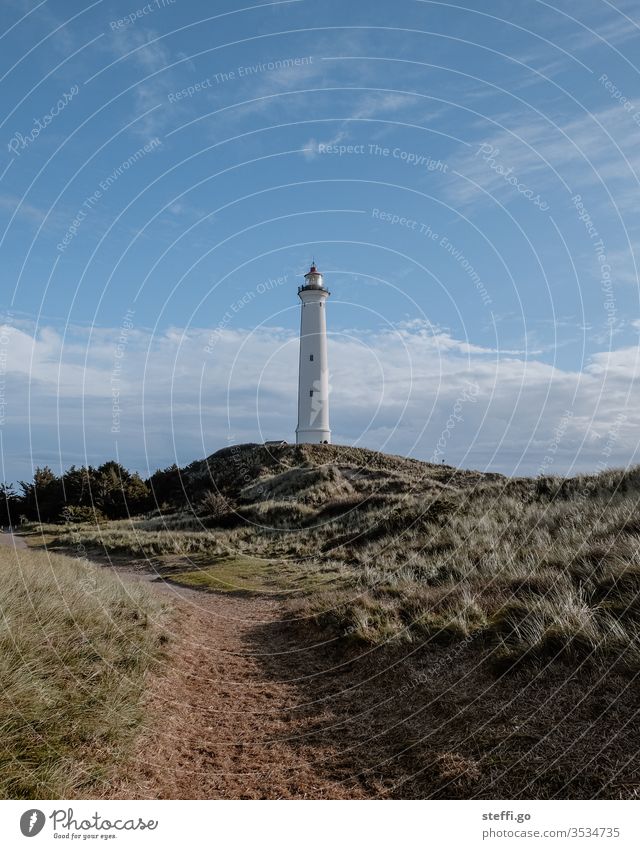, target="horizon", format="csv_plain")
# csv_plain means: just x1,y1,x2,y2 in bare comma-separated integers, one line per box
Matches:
7,438,637,489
